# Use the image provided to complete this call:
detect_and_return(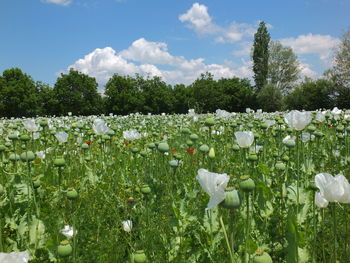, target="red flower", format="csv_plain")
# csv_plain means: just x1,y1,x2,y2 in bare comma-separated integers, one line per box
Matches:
171,149,177,153
186,148,196,154
124,142,129,146
86,142,91,145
